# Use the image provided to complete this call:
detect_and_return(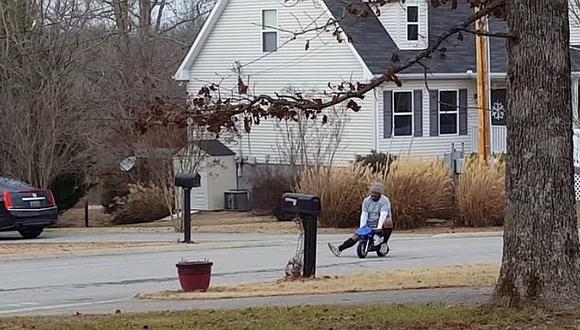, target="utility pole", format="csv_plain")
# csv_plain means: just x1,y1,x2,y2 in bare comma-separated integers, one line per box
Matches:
475,7,491,162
